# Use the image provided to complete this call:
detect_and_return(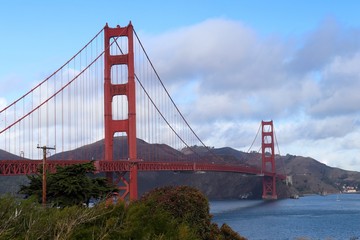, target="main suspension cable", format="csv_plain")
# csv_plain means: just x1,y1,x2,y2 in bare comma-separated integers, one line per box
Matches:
274,129,287,176
247,122,262,153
